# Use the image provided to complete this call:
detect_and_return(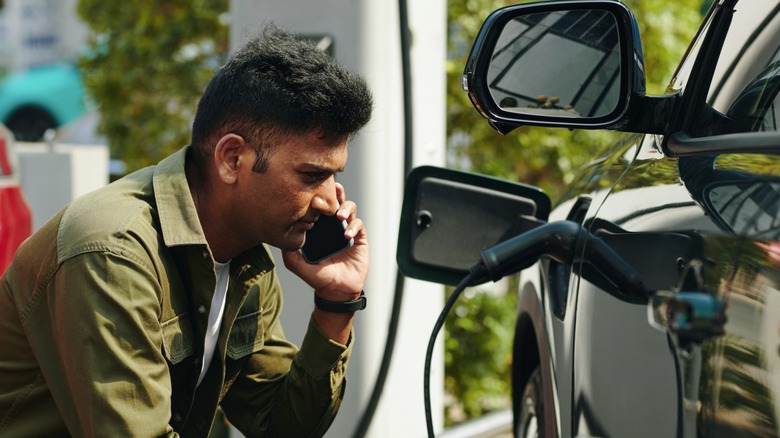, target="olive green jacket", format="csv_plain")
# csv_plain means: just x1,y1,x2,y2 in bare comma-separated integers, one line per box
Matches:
0,146,352,437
